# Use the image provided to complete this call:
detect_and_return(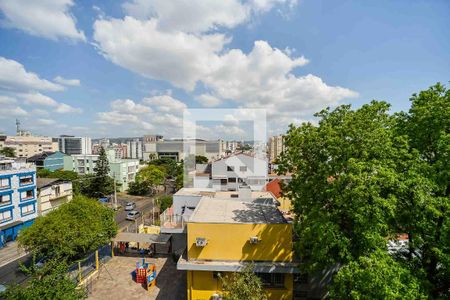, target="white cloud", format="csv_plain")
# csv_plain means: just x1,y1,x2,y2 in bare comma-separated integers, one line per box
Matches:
111,99,152,114
0,95,16,104
196,94,222,107
94,17,228,90
20,92,82,114
143,95,187,113
53,76,80,86
0,57,64,92
0,0,86,41
36,118,56,125
0,106,27,117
